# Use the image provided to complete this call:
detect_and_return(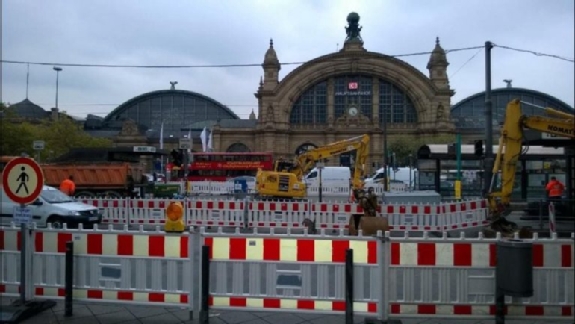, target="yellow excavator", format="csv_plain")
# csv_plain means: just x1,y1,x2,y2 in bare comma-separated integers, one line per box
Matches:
487,99,574,234
255,134,370,200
